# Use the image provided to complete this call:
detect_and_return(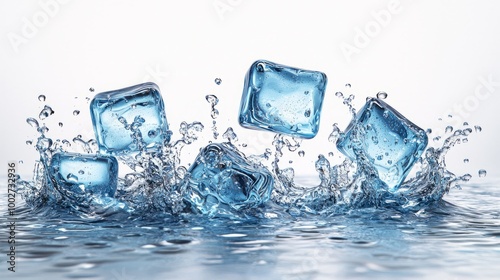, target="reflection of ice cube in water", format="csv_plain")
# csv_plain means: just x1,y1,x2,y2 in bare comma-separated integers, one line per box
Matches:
90,82,170,154
336,98,428,191
49,152,118,198
239,60,327,139
185,143,274,215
